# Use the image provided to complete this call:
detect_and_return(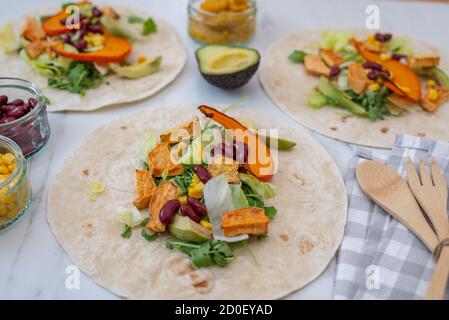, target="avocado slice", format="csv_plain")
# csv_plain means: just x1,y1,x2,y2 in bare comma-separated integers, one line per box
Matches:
168,215,212,243
196,45,260,90
109,56,162,79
